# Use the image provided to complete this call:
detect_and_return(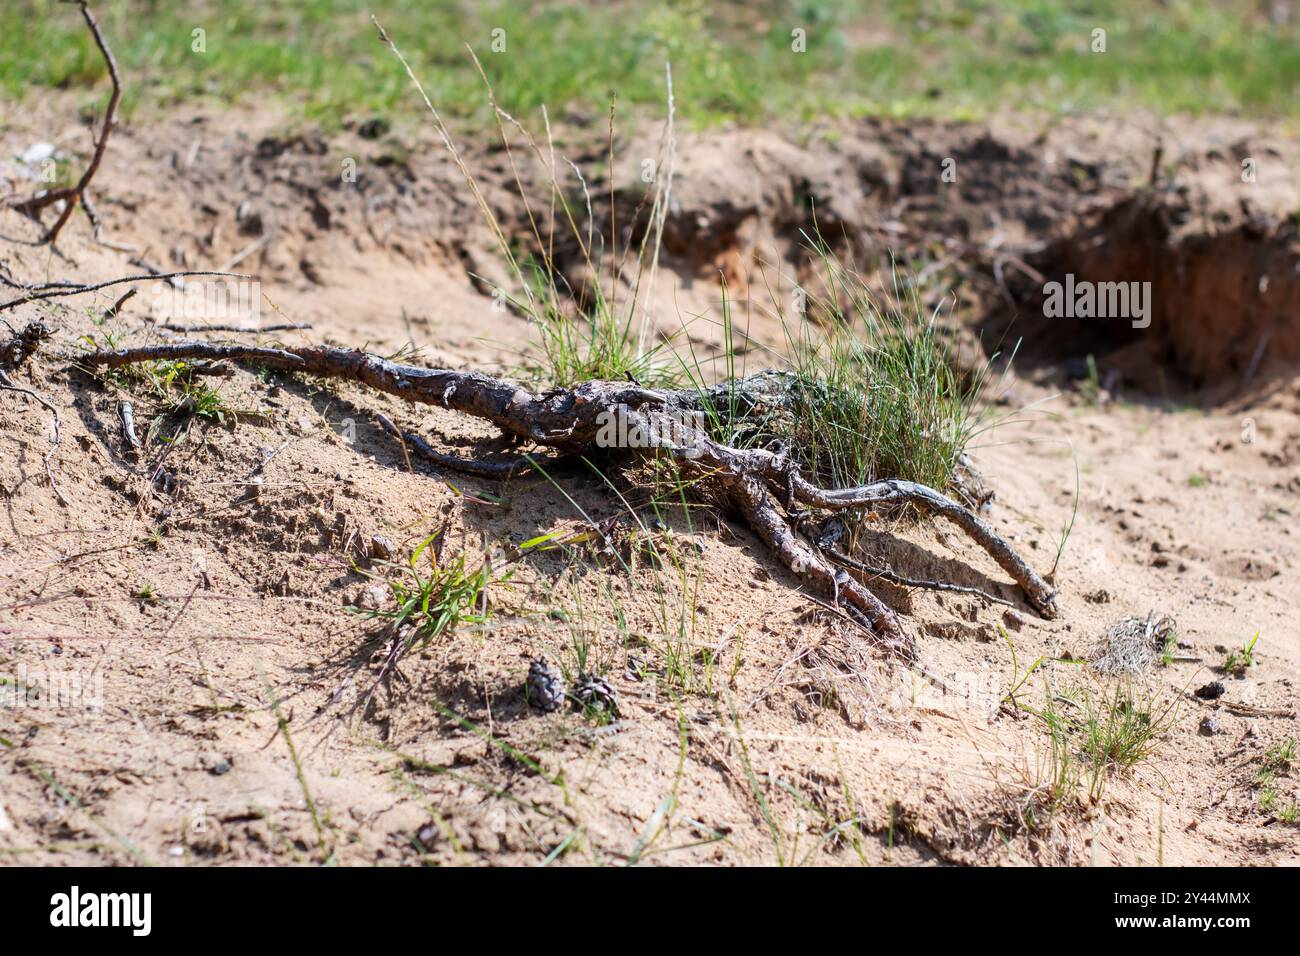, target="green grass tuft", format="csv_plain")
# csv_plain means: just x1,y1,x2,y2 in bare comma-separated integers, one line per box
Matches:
359,531,497,647
1222,631,1260,676
775,240,989,492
